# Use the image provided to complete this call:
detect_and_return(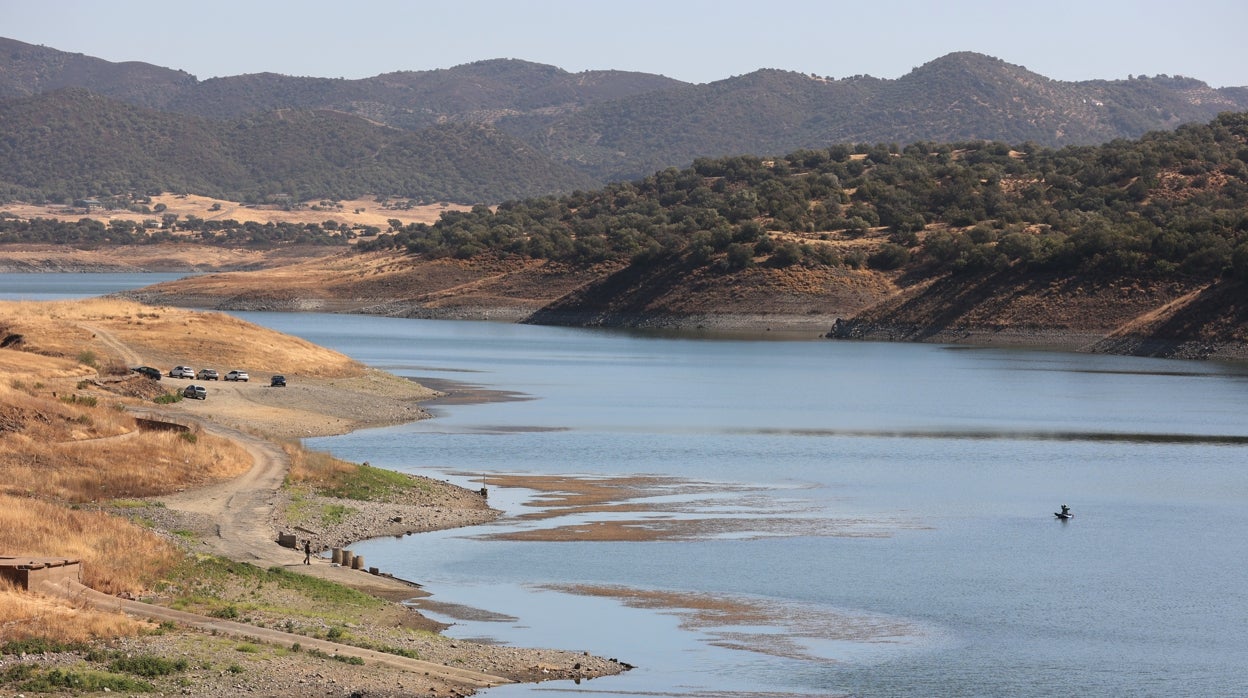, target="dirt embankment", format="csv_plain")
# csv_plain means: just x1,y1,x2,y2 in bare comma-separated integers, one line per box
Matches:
828,270,1248,360
122,246,1248,357
118,247,899,334
7,238,1248,358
